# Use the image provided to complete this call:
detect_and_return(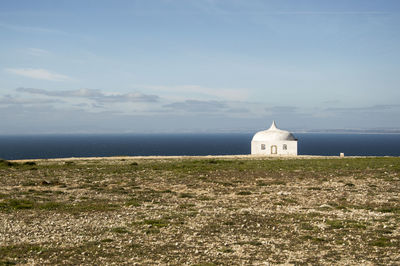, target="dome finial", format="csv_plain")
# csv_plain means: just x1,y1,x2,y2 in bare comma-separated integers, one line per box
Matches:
269,120,278,130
